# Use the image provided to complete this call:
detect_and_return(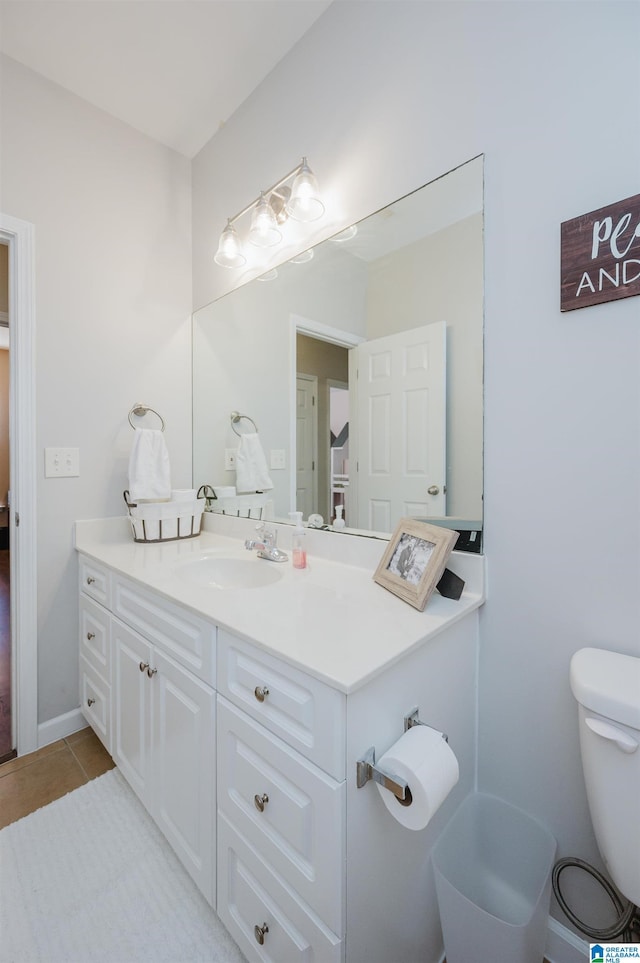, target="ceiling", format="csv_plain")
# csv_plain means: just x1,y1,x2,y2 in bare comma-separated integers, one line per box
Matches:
0,0,333,158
